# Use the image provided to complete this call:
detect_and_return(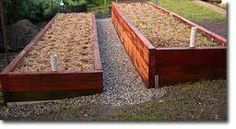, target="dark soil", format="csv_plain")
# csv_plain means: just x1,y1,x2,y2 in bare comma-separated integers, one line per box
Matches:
0,19,39,52
197,20,228,39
